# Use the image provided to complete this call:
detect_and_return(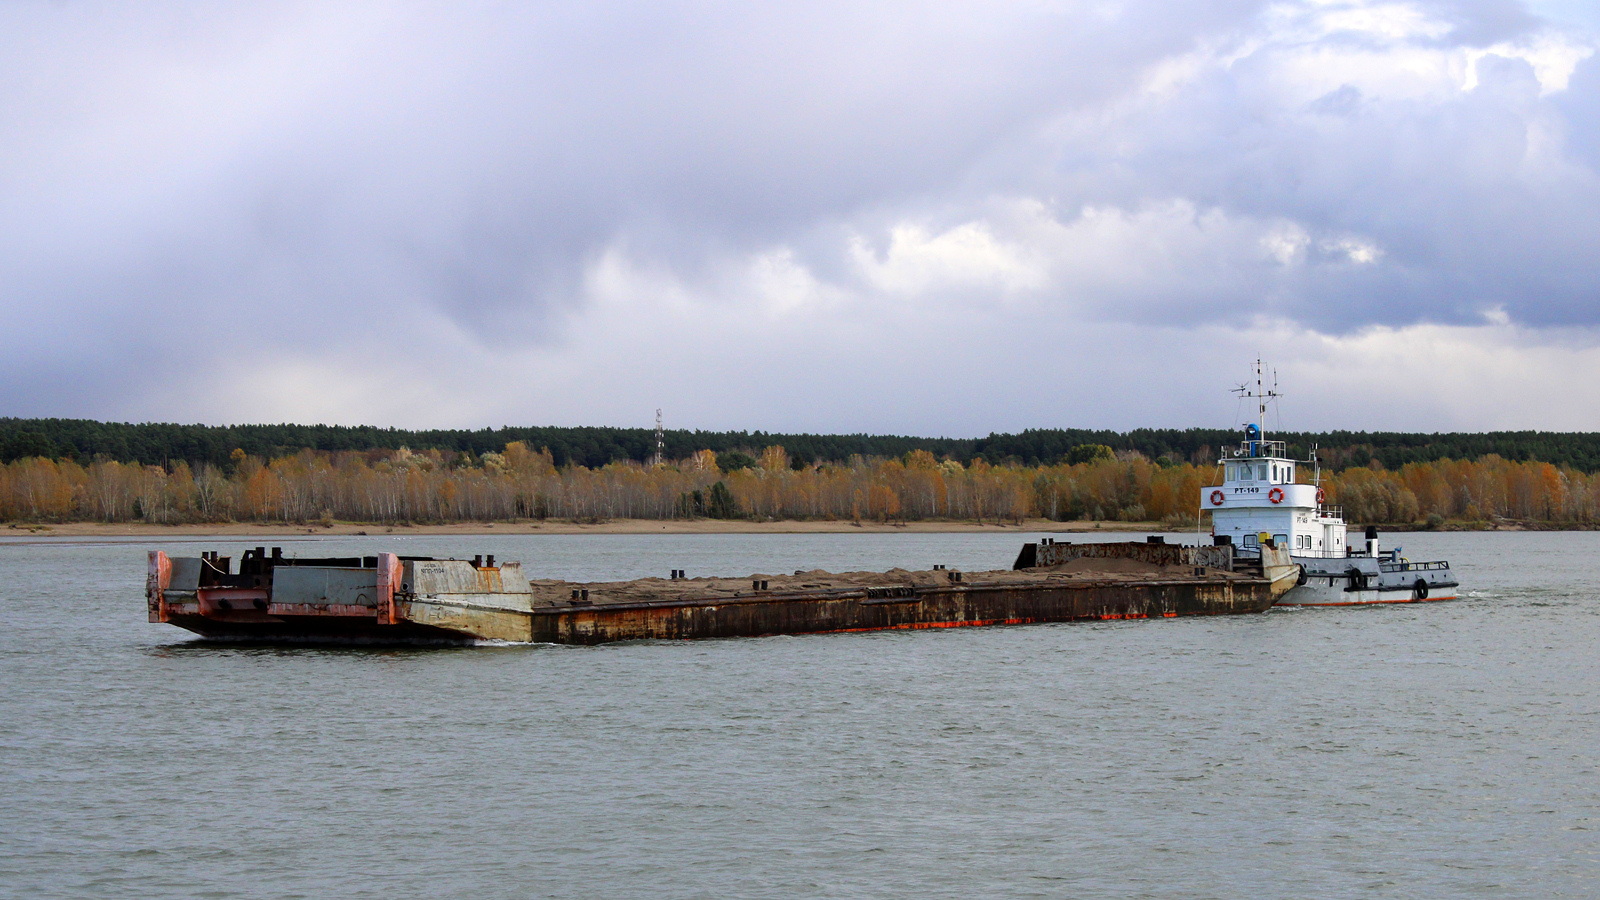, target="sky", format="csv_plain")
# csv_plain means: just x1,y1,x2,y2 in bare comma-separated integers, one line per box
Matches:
3,0,1600,437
